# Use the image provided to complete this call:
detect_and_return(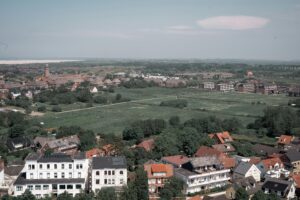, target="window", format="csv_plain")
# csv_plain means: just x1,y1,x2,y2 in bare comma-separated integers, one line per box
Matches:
69,164,72,169
69,172,72,178
67,185,73,189
78,172,81,178
61,164,64,169
108,171,111,175
104,179,107,184
54,164,57,169
54,173,57,178
47,173,50,179
96,179,100,184
59,185,65,189
28,165,31,170
112,179,115,184
80,164,83,169
32,165,35,169
43,185,49,190
120,170,123,175
120,179,124,184
76,184,81,189
39,164,43,169
16,186,23,191
39,173,43,179
104,171,107,175
35,185,41,190
30,173,33,179
108,179,111,184
96,171,100,176
112,171,115,175
28,185,33,191
36,194,41,198
47,164,50,169
61,172,65,178
76,164,79,169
